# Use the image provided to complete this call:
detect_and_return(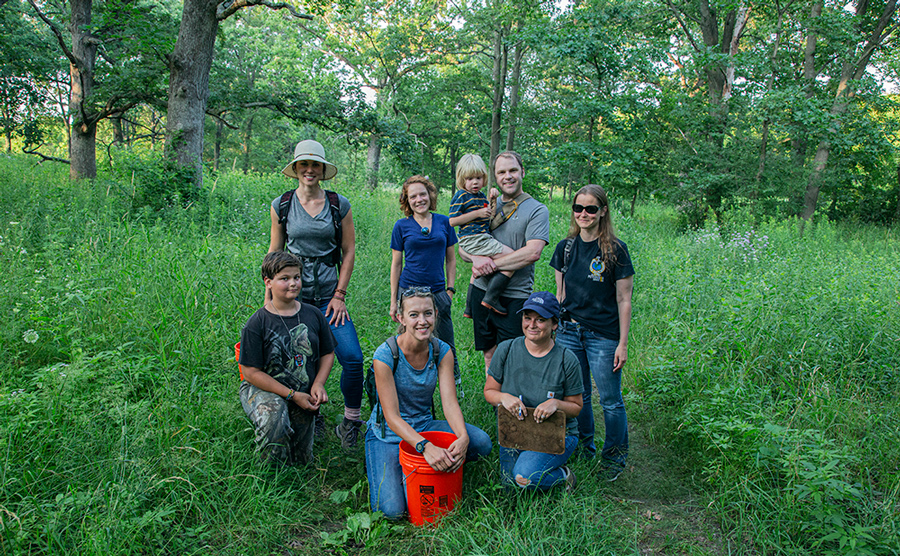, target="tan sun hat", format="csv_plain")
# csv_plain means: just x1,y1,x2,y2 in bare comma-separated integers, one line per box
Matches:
282,139,338,180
